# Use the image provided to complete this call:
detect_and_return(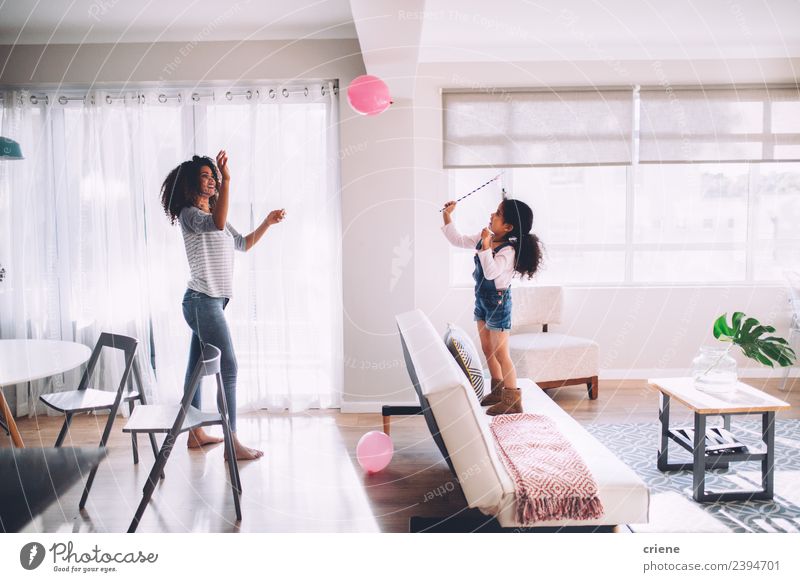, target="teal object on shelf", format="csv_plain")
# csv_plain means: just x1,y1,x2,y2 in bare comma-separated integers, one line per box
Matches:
0,136,23,159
